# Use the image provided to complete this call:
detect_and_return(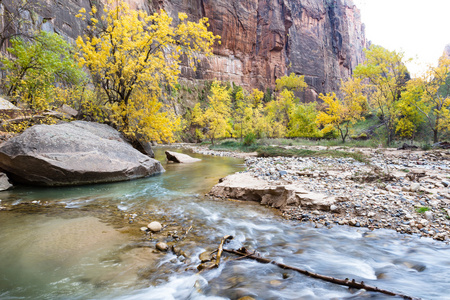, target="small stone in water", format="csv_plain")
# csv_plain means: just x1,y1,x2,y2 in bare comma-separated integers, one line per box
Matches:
156,242,169,251
269,280,282,287
148,221,162,232
199,251,212,263
140,227,148,232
